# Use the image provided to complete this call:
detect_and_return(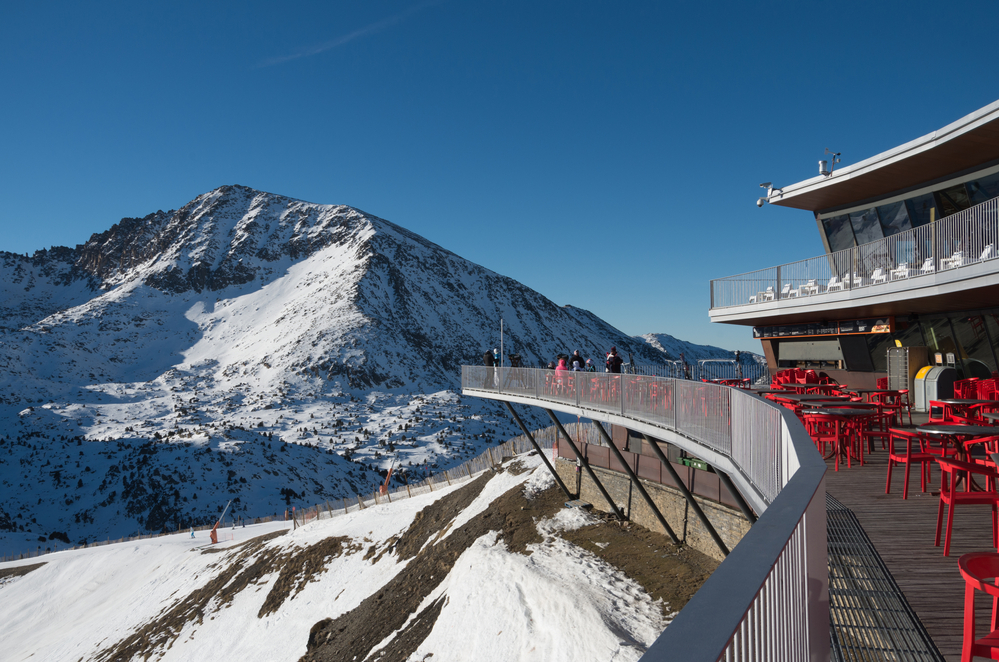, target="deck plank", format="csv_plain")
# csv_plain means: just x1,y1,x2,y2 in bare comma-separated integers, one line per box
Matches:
824,421,996,662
